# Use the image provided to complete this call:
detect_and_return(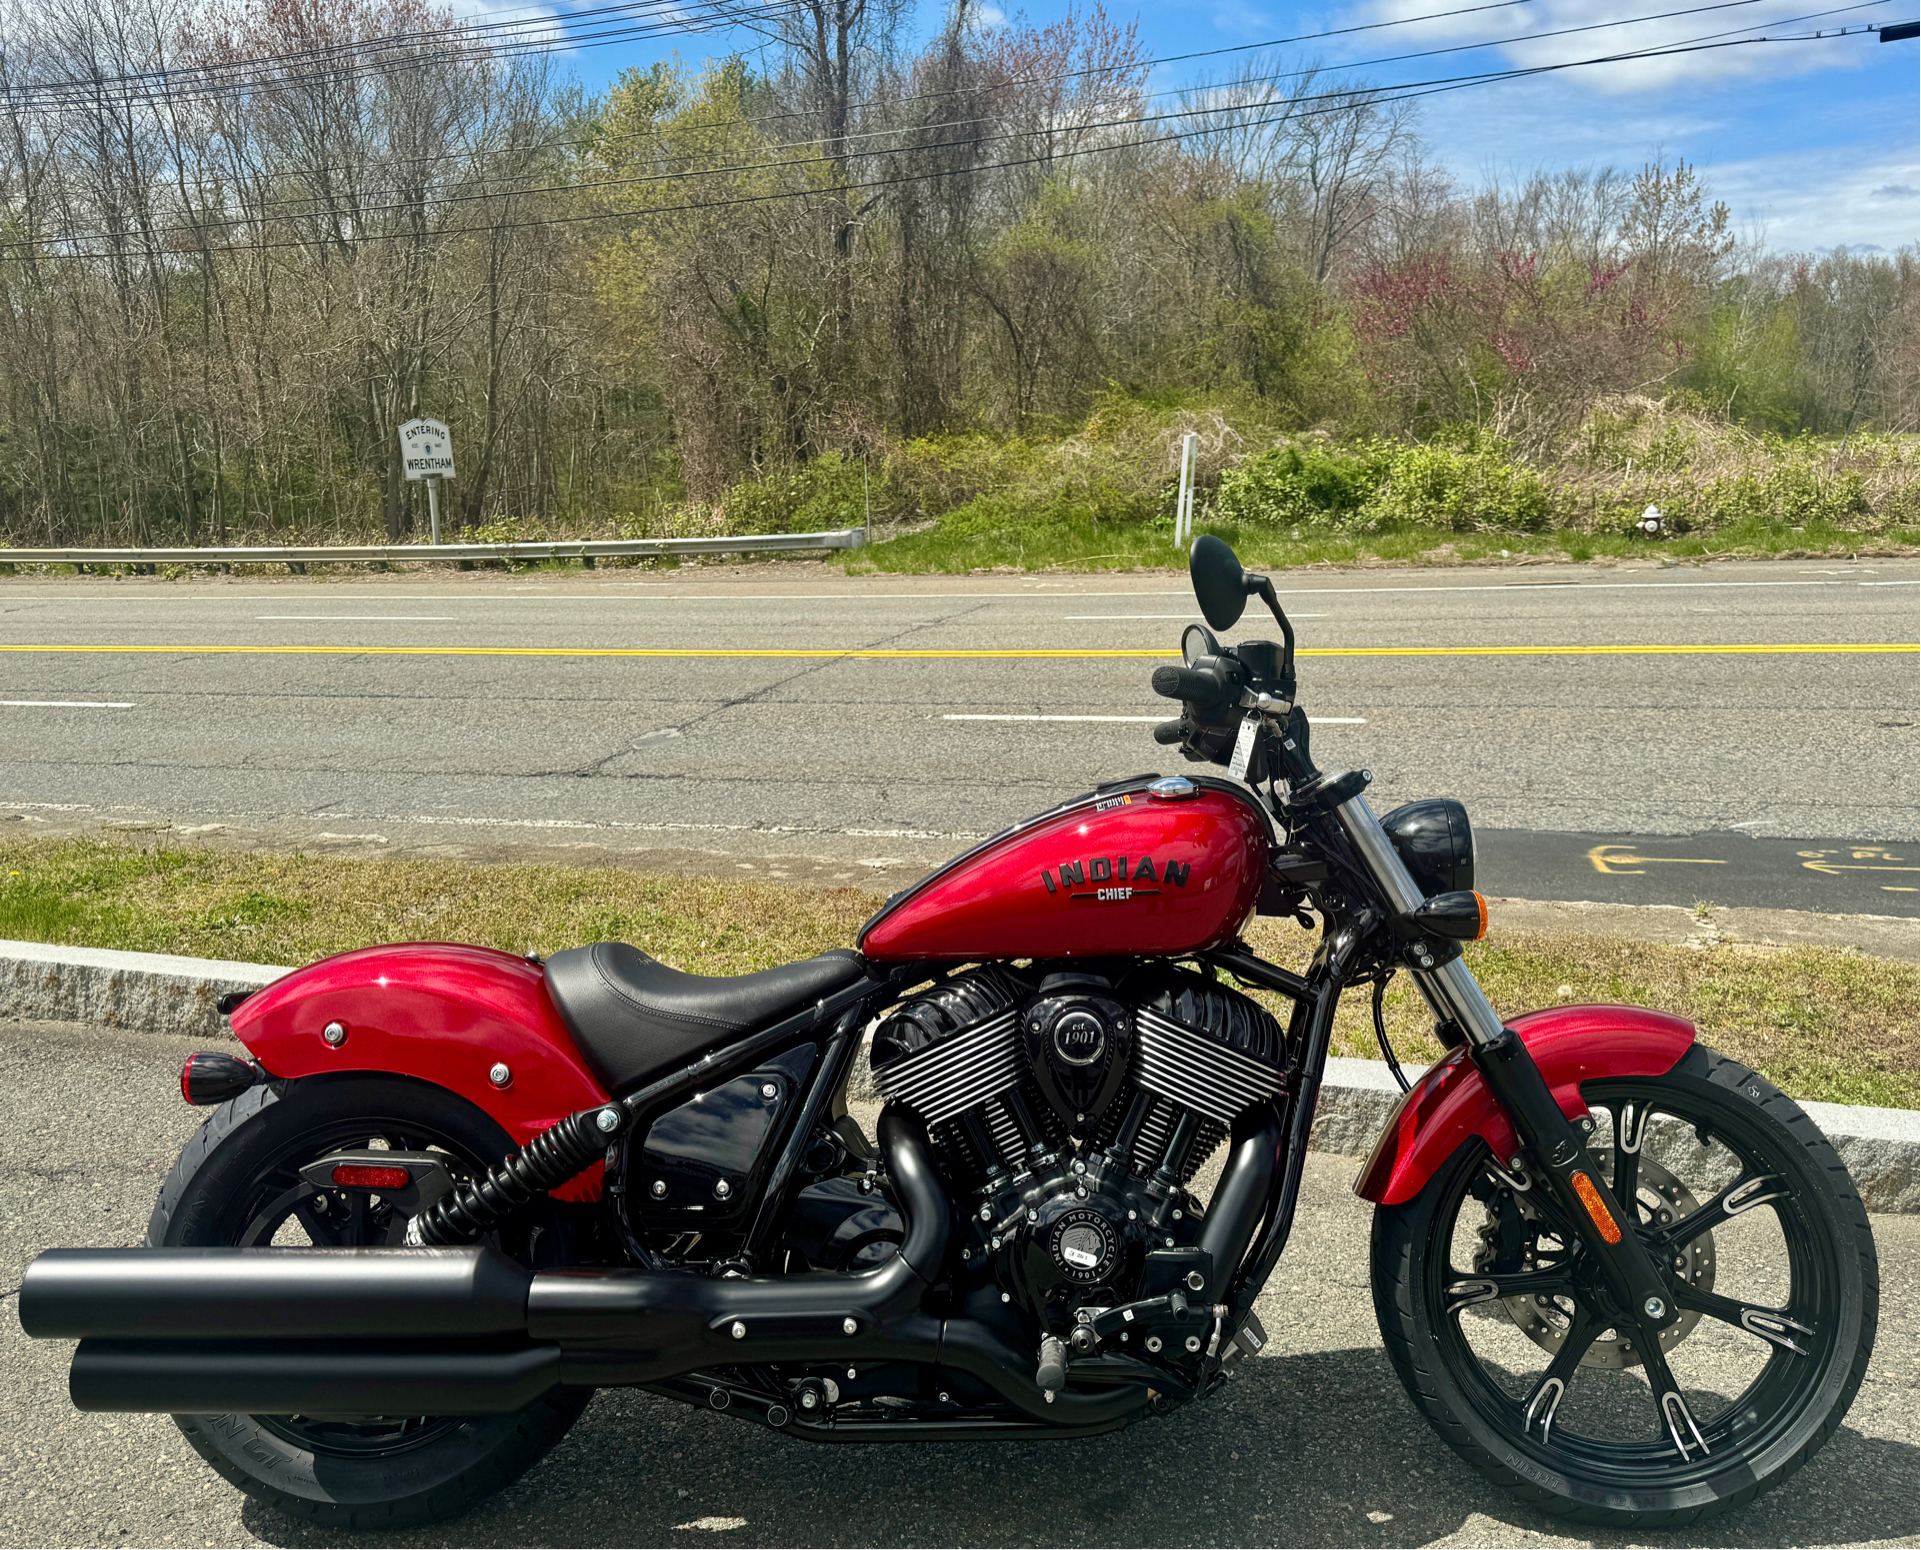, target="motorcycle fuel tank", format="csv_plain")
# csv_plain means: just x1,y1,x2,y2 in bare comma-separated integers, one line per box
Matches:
859,776,1271,962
